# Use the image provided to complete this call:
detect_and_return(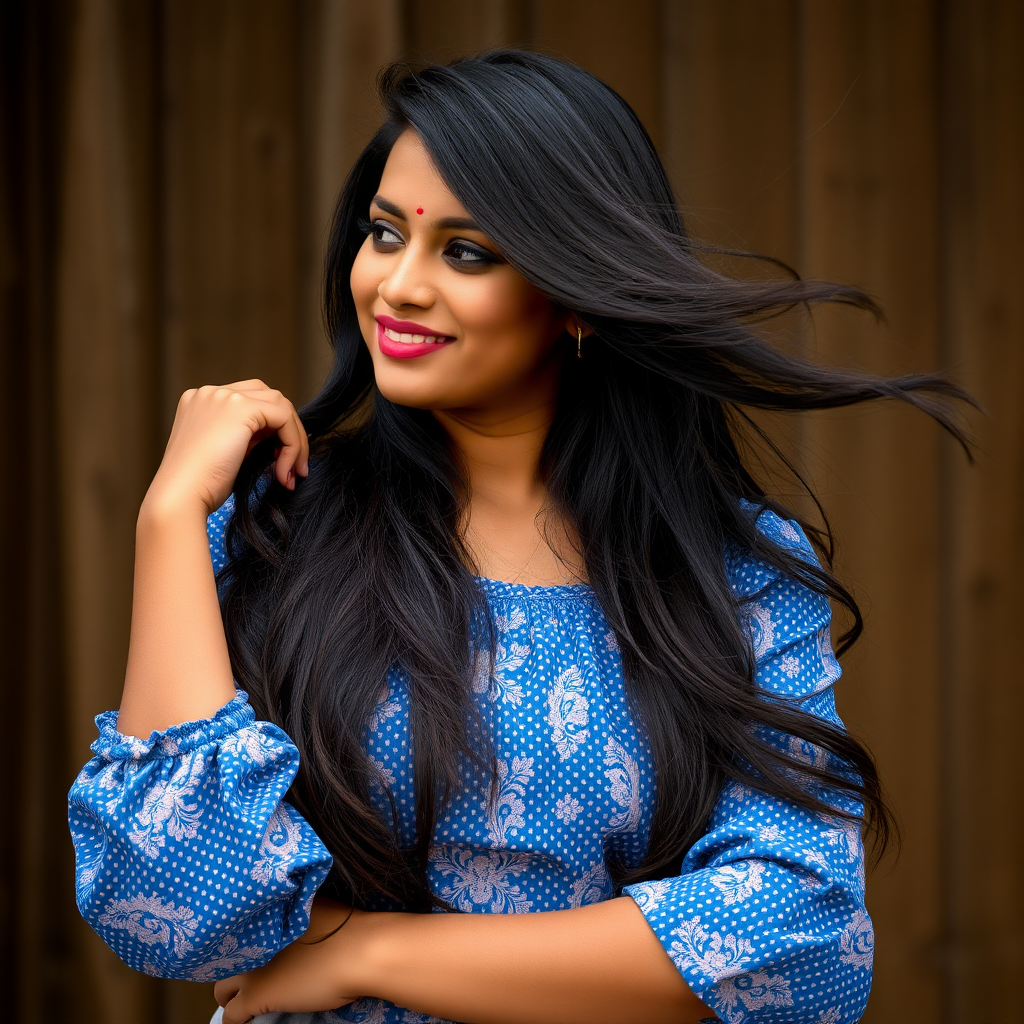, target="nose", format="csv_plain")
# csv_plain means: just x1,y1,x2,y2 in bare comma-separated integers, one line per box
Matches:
376,244,435,311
